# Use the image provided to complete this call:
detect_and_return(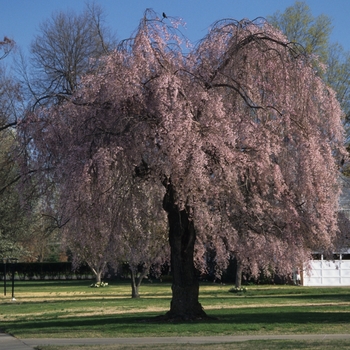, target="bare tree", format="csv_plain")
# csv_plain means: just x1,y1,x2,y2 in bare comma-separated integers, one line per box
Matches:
0,36,14,60
26,2,117,107
0,40,33,258
14,3,118,255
